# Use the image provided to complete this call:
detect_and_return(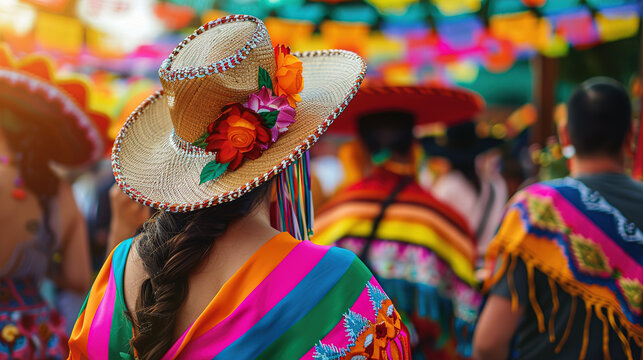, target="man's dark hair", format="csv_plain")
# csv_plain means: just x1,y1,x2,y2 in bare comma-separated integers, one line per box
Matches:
567,77,632,158
357,111,414,157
